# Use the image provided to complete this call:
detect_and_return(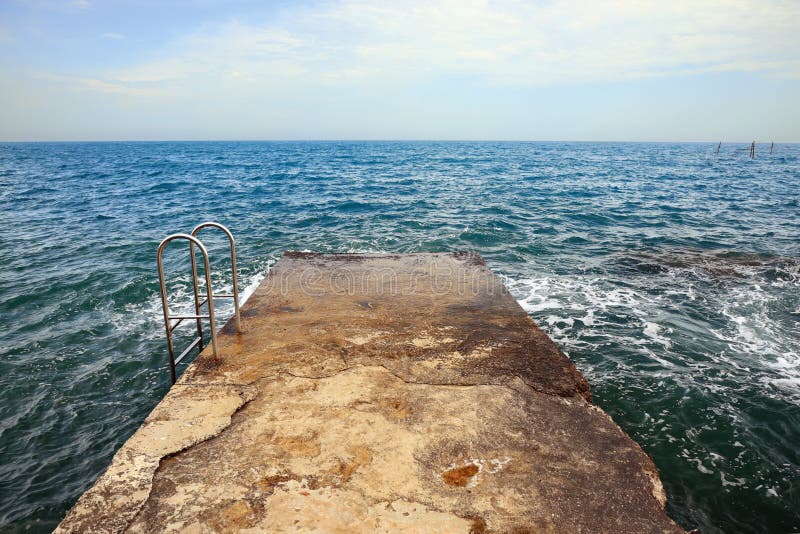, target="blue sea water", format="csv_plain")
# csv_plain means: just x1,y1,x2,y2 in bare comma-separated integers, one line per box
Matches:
0,141,798,533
